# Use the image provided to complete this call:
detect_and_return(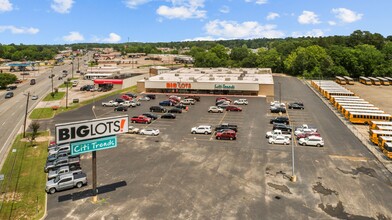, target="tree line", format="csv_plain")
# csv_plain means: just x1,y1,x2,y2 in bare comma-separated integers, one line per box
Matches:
1,30,392,78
